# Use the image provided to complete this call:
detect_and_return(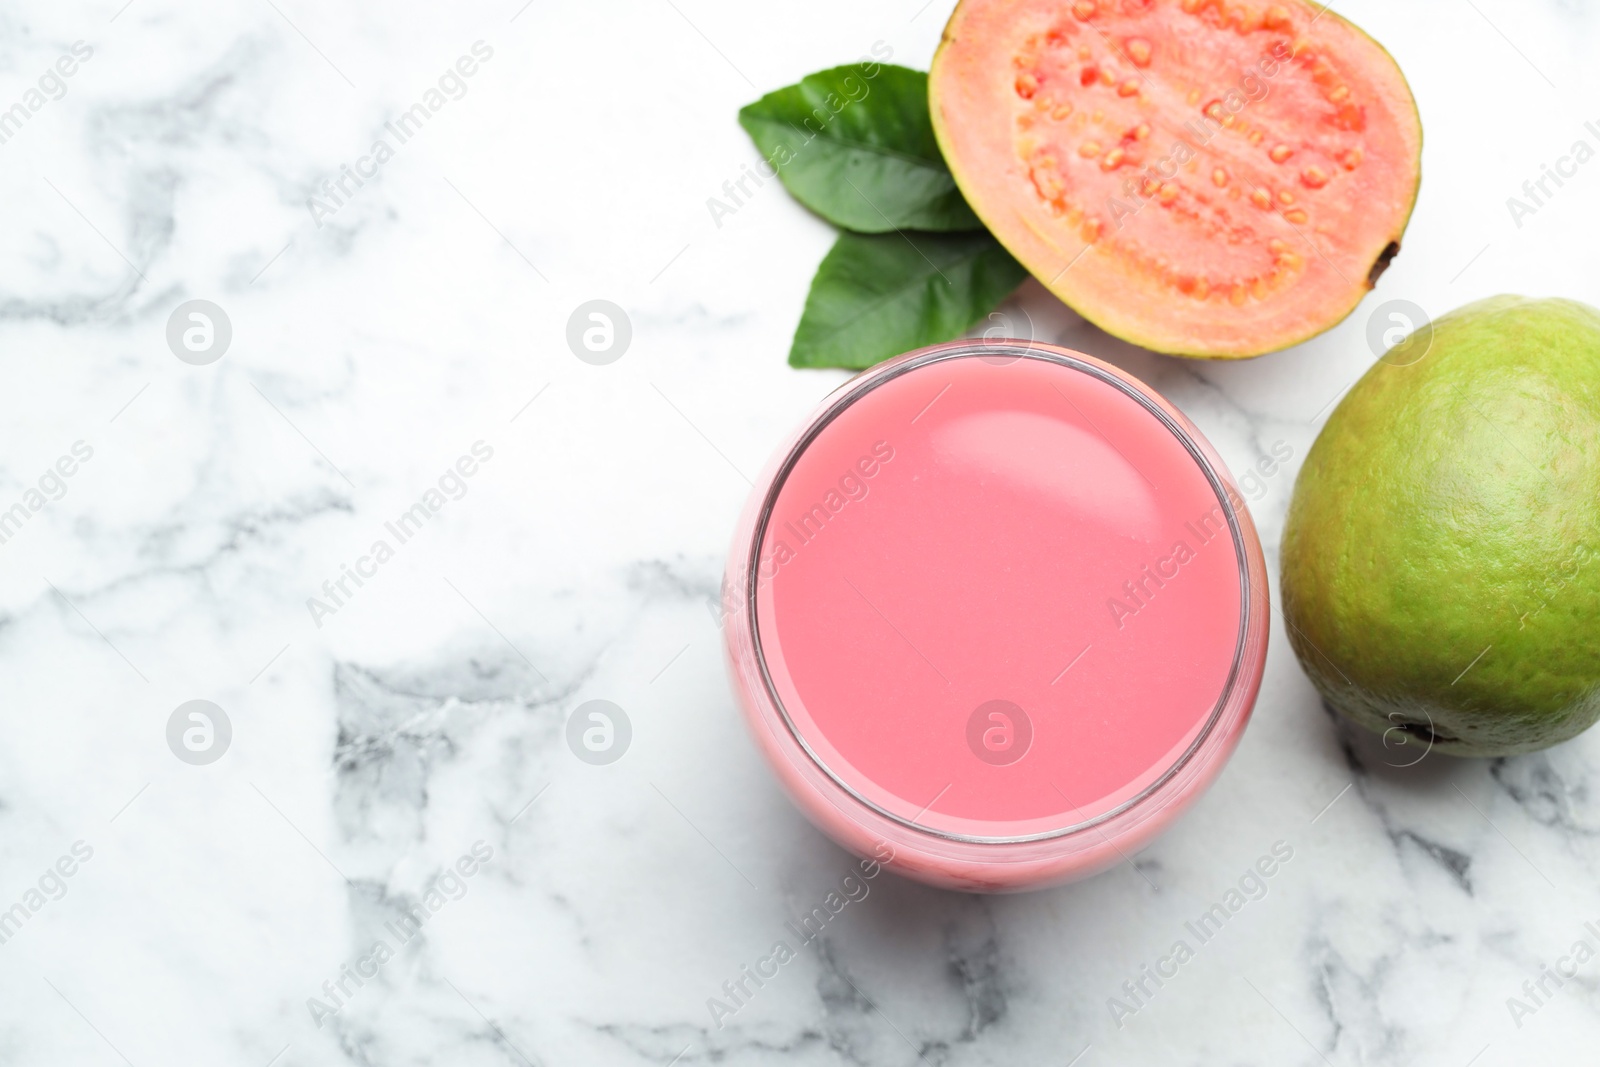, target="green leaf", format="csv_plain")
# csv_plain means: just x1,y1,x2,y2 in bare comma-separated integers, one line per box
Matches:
789,230,1027,370
739,64,982,234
